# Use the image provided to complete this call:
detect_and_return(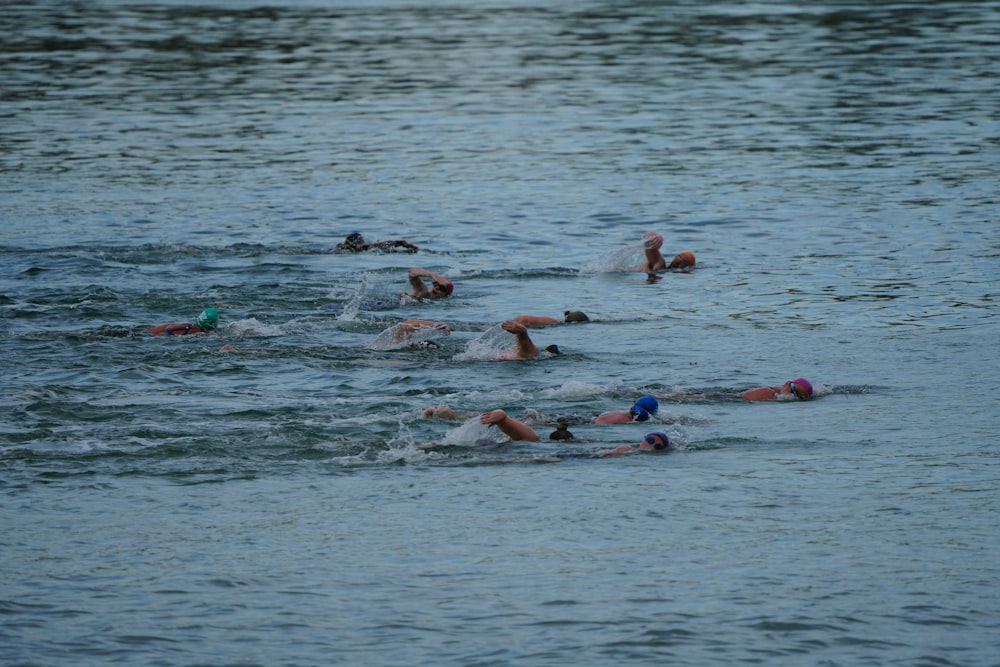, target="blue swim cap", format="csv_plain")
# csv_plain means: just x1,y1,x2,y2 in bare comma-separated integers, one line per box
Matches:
632,395,659,421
